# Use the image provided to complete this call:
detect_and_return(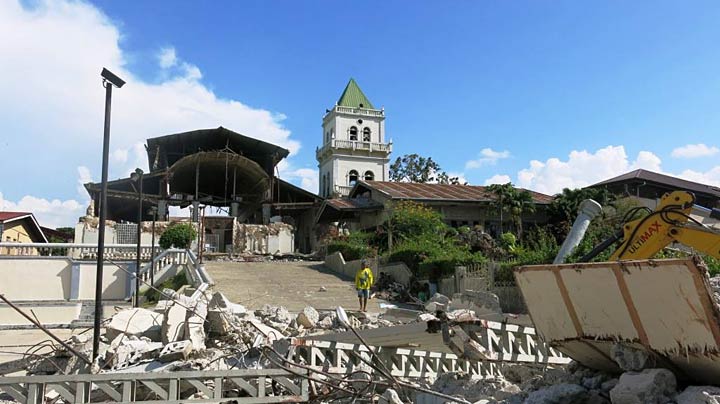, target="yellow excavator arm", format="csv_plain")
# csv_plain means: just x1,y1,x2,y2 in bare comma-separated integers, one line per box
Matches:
609,190,720,260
